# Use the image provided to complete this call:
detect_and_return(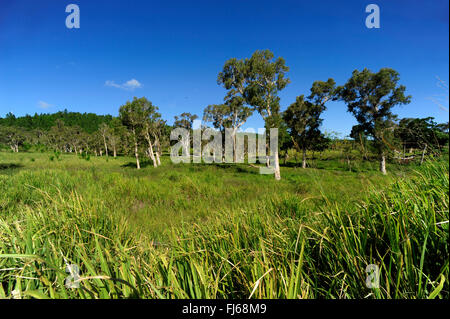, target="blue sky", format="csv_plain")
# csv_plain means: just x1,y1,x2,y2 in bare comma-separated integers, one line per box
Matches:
0,0,448,136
